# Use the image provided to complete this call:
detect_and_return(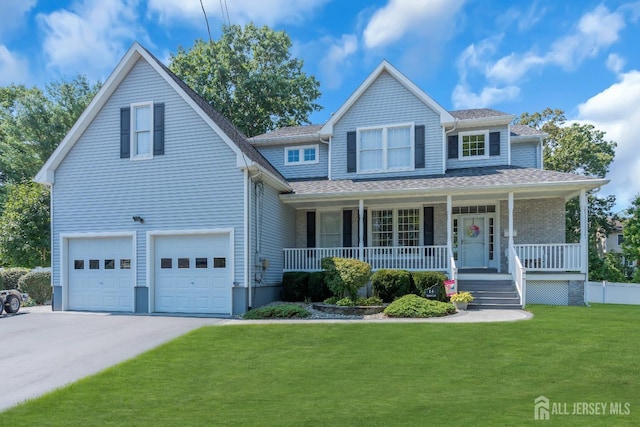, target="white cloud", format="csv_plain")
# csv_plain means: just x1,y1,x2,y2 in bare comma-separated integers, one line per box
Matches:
320,34,358,90
575,70,640,208
147,0,329,26
38,0,143,78
485,52,546,84
606,53,625,74
497,1,546,32
363,0,466,49
0,45,30,85
452,83,519,110
0,0,37,37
